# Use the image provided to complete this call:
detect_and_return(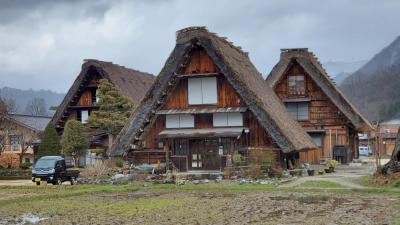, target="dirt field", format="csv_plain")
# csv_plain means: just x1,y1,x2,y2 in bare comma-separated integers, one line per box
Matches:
1,164,399,225
0,183,399,225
